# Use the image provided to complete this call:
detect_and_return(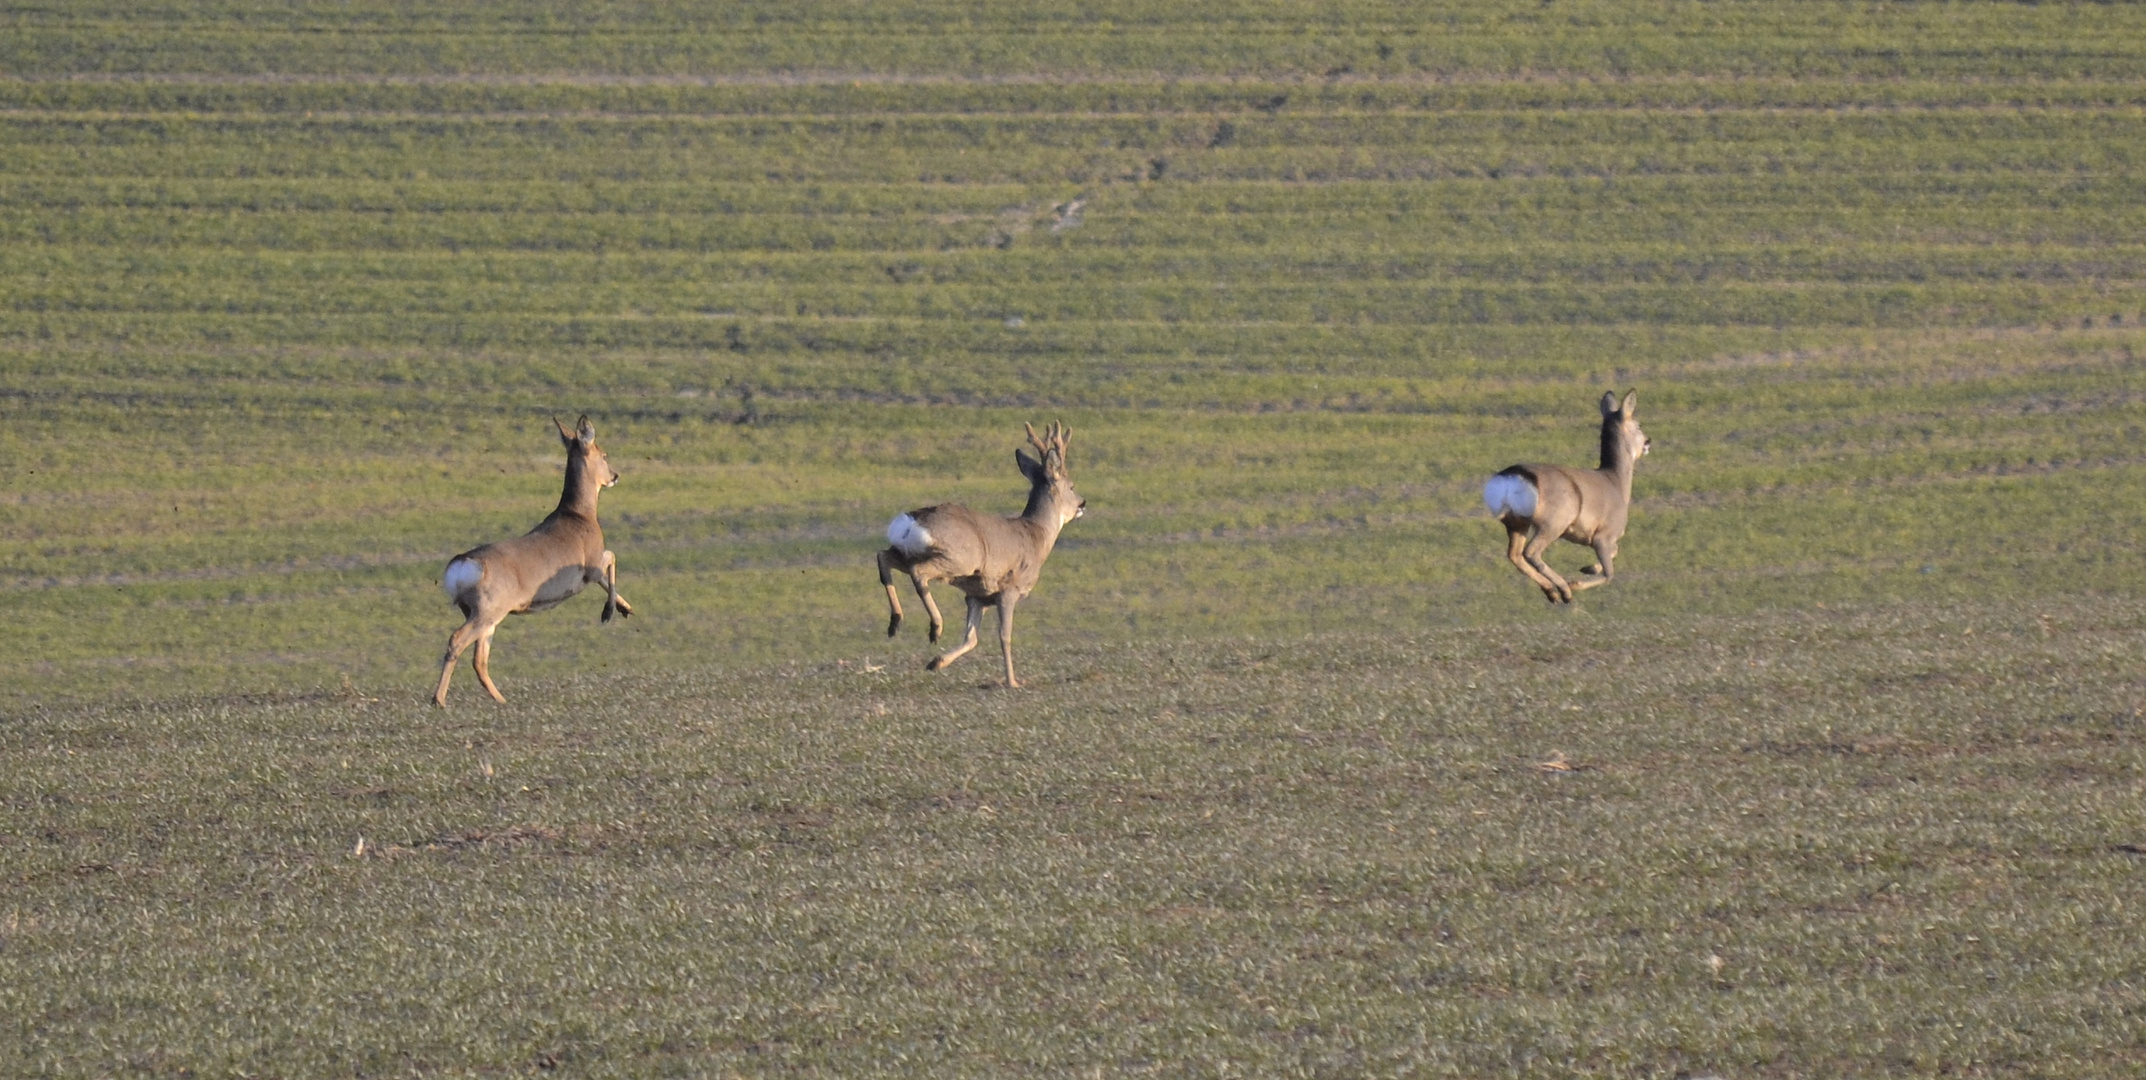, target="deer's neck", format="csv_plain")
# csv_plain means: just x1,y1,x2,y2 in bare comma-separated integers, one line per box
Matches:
1019,486,1068,547
1598,425,1635,497
555,453,602,519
